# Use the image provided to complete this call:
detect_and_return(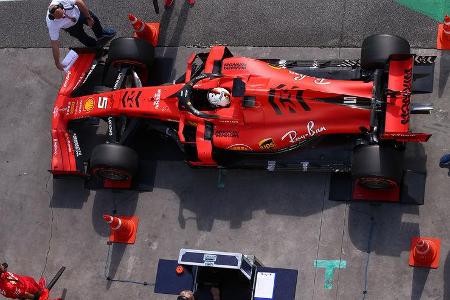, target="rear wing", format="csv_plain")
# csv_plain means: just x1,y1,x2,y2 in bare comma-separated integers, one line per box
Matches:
381,54,432,142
